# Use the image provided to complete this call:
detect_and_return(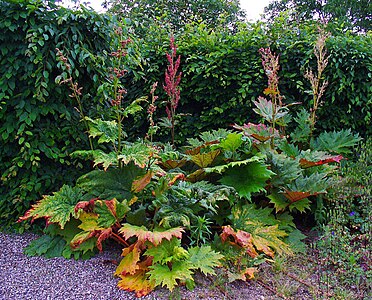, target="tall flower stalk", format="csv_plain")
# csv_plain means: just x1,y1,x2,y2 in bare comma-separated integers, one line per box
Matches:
163,36,182,145
146,82,159,142
56,48,94,151
256,48,286,148
109,26,132,167
304,29,330,136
